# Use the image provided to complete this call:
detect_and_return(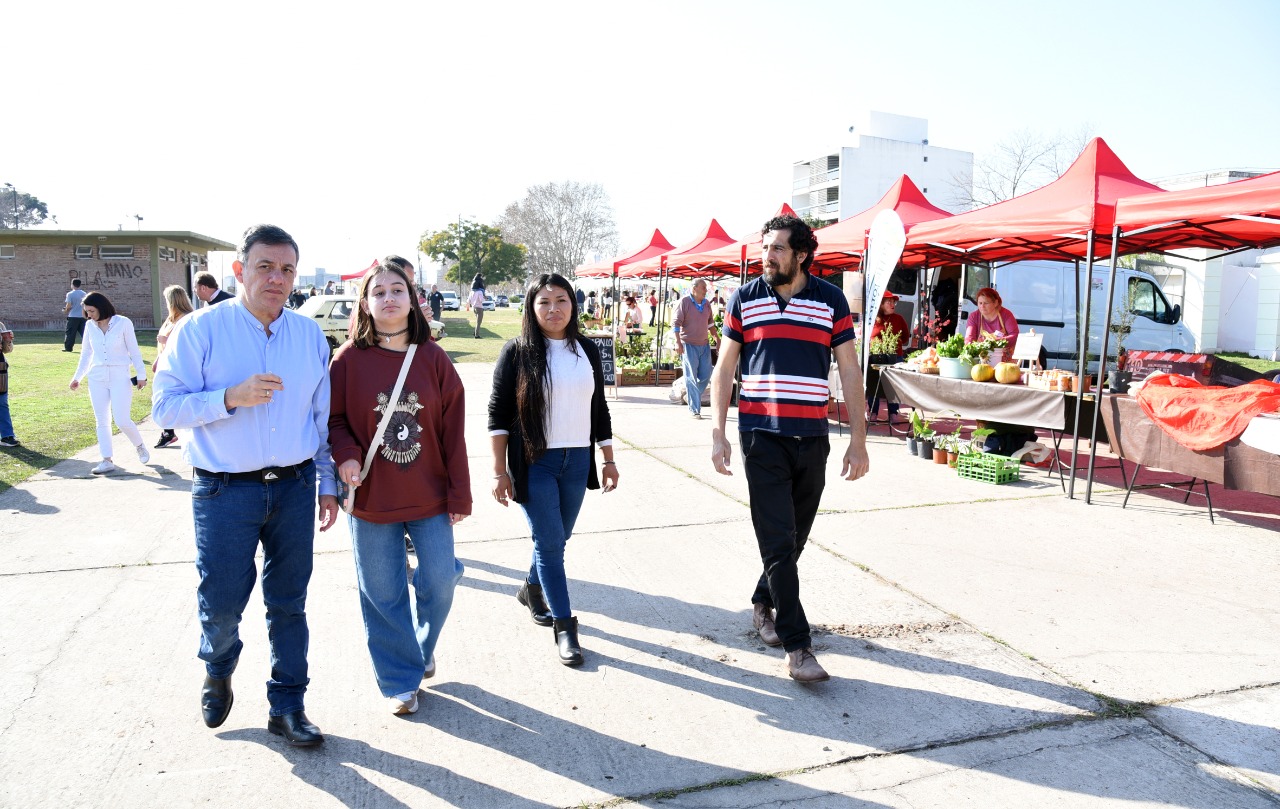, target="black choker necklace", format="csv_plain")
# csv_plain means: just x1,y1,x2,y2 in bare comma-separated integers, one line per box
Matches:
374,327,409,344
